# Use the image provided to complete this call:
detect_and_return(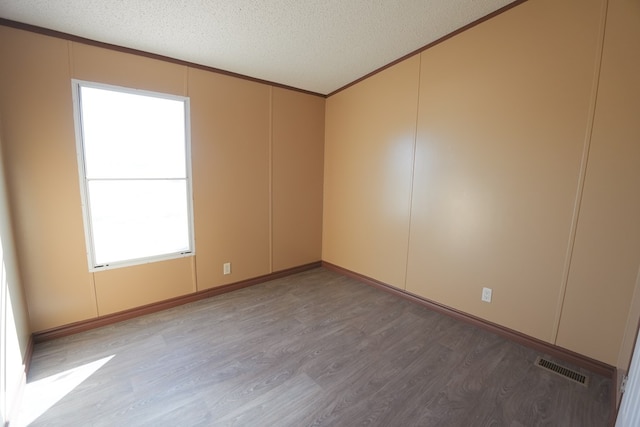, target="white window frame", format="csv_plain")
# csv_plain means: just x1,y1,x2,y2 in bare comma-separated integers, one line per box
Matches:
72,80,195,272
